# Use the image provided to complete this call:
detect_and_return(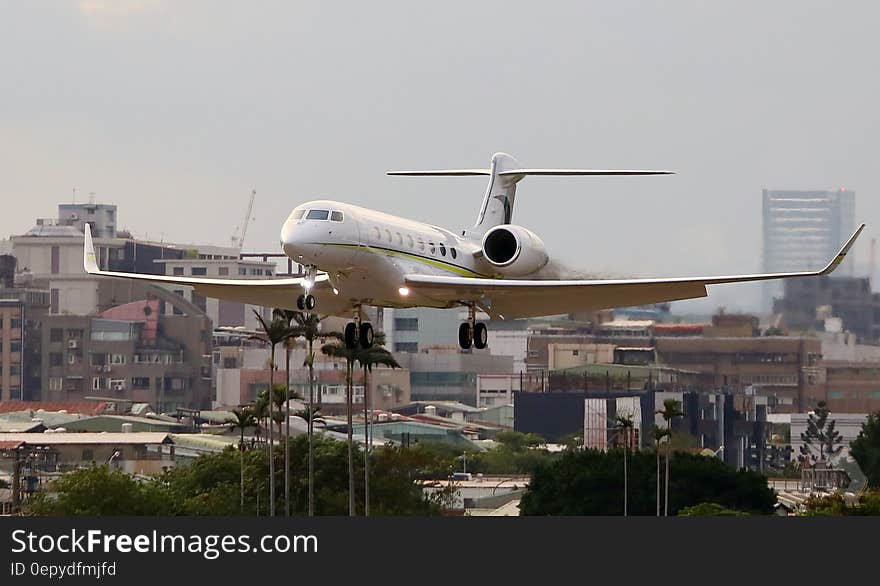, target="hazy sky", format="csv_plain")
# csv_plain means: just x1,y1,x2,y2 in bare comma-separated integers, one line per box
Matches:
2,1,878,311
